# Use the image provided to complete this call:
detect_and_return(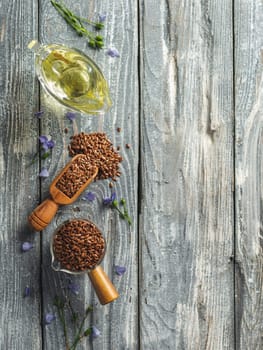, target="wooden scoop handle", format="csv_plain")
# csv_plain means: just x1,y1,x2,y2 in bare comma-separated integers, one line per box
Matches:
28,198,59,231
88,266,119,305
